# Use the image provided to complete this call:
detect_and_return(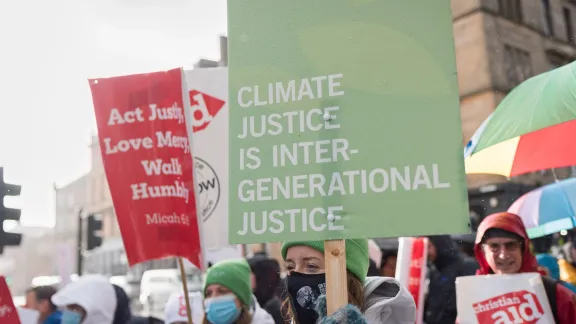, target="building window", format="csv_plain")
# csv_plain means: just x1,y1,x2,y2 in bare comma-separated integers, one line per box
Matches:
543,0,554,36
547,52,572,69
564,7,574,43
503,45,533,87
498,0,523,23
